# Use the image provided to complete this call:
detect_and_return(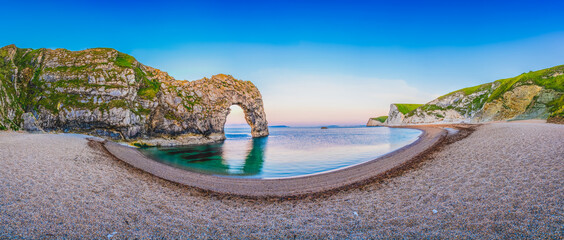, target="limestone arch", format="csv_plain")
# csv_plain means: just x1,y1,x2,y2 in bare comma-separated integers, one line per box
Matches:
221,102,269,138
